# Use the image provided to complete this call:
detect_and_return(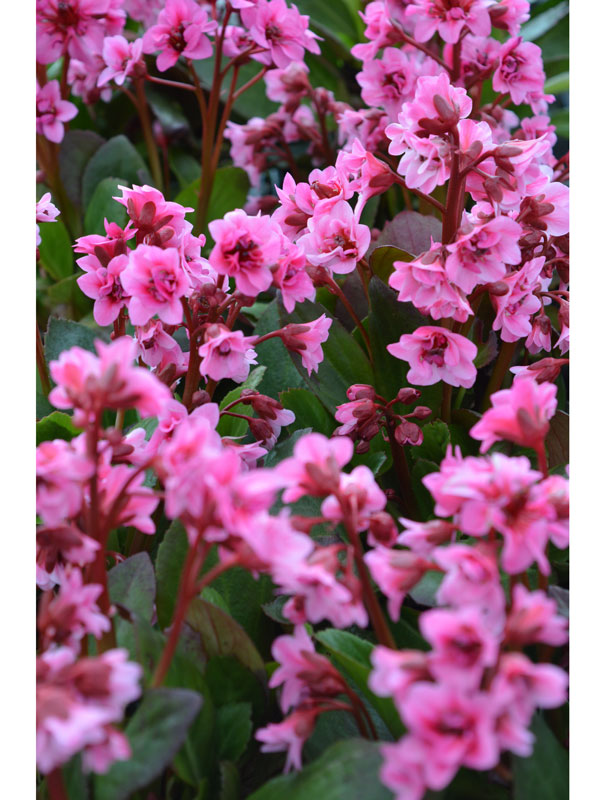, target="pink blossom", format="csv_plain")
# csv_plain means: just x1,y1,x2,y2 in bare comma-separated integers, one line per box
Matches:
36,0,126,64
49,336,171,426
114,184,192,247
389,131,453,196
351,2,404,61
397,518,455,554
490,0,530,36
334,396,380,441
270,626,344,712
380,738,429,800
406,0,493,44
420,606,499,689
364,547,431,620
99,464,159,534
337,107,389,153
98,35,144,87
388,327,478,388
208,210,282,296
400,684,500,788
278,315,332,376
37,193,60,224
276,432,354,503
321,465,387,529
199,324,258,384
264,61,311,106
491,653,568,724
38,567,110,650
123,0,163,26
520,181,569,237
142,0,218,71
74,219,135,261
395,72,472,136
273,240,315,312
505,585,568,647
357,47,421,118
36,647,141,774
121,244,188,326
36,440,93,528
135,319,188,374
335,139,395,218
297,201,370,275
433,543,506,623
77,253,130,325
525,312,553,354
240,0,321,69
37,526,100,591
255,708,319,772
238,392,296,449
369,646,430,705
470,375,557,453
491,258,544,342
493,37,546,107
36,81,78,143
529,474,569,549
